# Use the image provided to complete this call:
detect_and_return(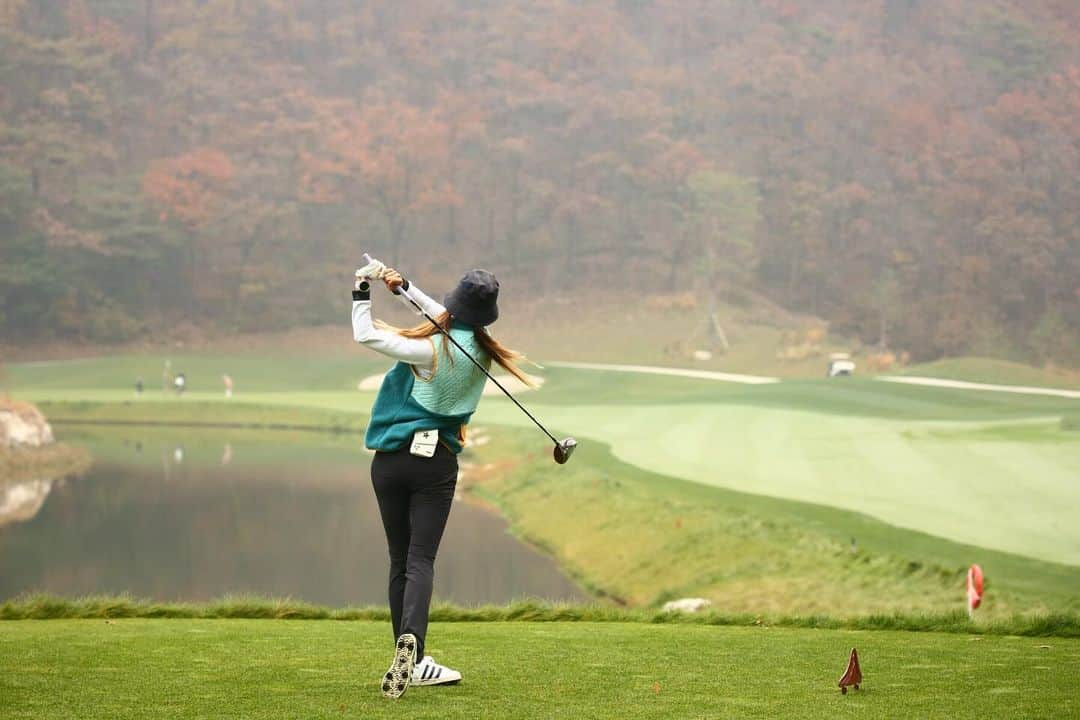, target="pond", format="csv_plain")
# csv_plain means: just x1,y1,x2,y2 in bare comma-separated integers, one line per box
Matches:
0,427,586,606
